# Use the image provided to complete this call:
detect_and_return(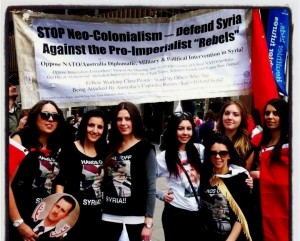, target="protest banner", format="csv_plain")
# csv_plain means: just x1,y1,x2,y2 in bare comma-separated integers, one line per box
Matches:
13,9,252,109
